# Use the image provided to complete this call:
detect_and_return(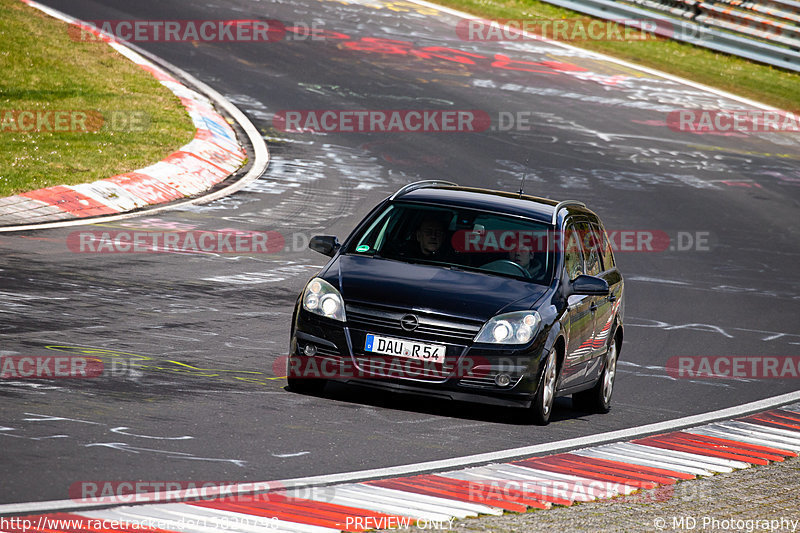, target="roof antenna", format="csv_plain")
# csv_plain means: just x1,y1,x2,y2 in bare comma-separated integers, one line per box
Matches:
518,155,530,198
